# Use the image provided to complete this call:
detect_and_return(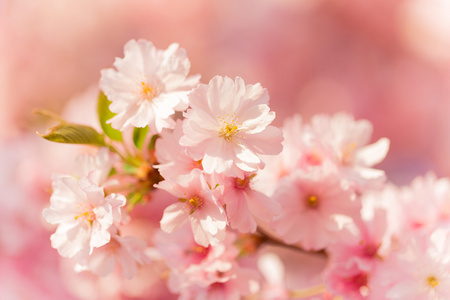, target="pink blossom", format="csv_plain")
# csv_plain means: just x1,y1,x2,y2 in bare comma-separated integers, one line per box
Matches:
278,114,333,172
399,173,450,232
155,223,239,271
369,229,450,300
42,175,126,259
174,265,260,300
155,119,202,180
363,174,450,251
310,112,390,190
254,115,306,198
99,39,200,133
155,224,259,299
75,231,151,280
358,184,406,254
255,114,333,197
58,218,175,300
219,172,280,233
324,208,388,299
180,76,283,178
270,169,360,250
326,267,370,300
74,147,118,186
156,169,227,247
